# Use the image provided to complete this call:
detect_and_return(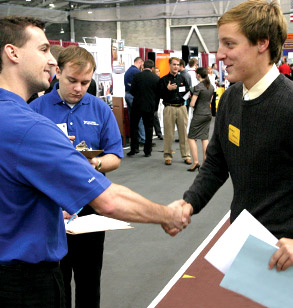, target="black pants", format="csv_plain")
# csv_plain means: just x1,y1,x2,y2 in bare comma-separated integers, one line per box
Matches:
130,108,154,155
0,262,65,308
153,111,162,137
60,221,105,308
211,92,217,116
